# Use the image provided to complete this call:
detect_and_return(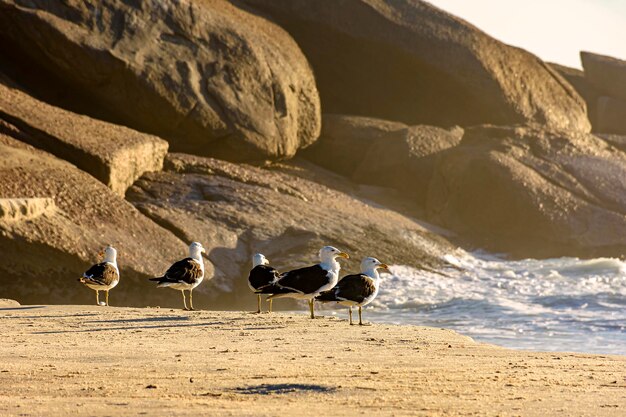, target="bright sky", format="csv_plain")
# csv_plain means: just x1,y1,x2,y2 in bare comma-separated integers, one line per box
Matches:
427,0,626,68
